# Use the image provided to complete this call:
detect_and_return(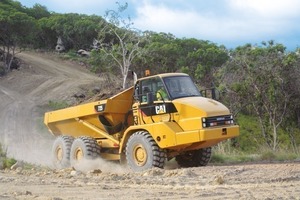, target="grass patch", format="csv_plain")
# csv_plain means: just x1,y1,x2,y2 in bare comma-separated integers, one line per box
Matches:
48,100,69,110
0,143,17,169
3,158,17,169
59,50,89,65
210,149,299,165
210,153,259,165
260,150,298,162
